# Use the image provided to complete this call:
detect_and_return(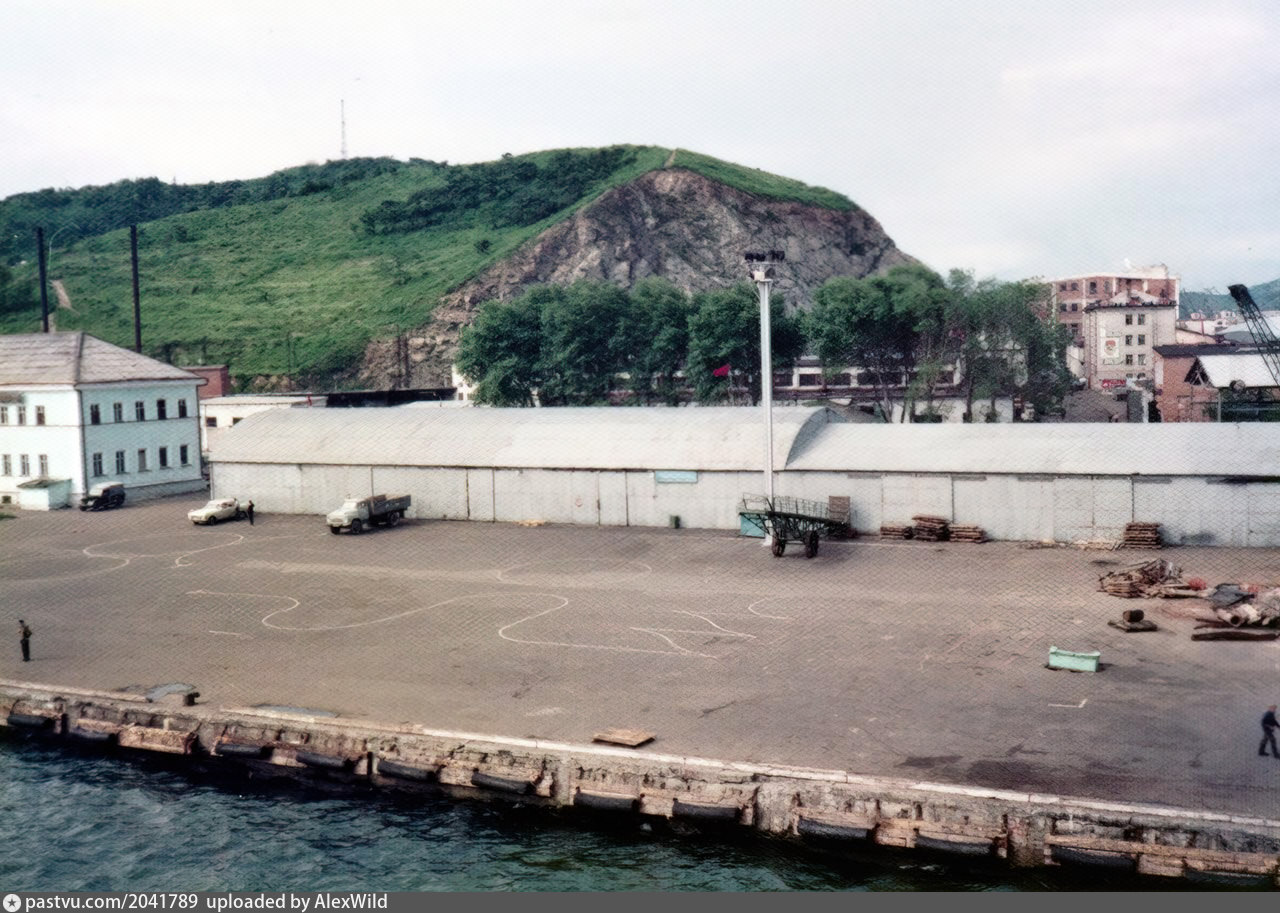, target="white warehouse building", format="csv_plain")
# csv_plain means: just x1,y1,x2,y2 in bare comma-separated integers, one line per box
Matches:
210,406,1280,547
